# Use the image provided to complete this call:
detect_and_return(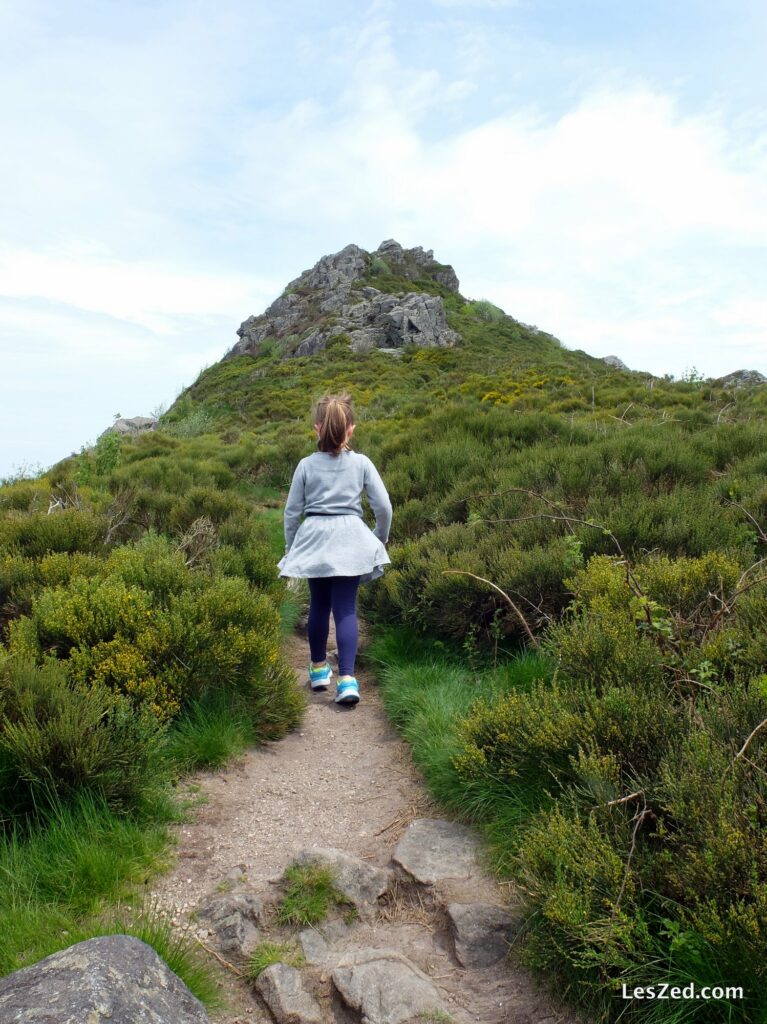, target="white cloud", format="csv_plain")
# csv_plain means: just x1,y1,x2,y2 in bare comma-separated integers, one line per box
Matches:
2,3,767,475
0,249,280,336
